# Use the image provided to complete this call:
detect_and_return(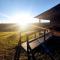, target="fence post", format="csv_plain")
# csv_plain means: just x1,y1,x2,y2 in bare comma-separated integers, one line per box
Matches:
14,32,21,60
34,32,36,39
44,29,46,41
26,33,35,60
39,31,41,36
